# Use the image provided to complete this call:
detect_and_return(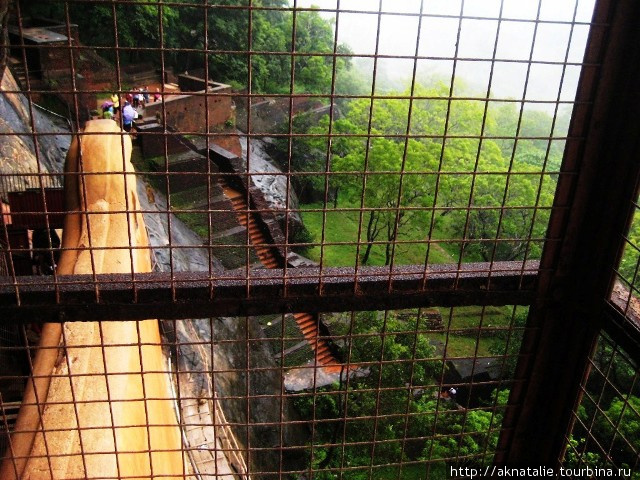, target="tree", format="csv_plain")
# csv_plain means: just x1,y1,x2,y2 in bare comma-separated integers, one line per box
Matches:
205,2,352,93
293,310,513,474
294,310,441,472
567,396,640,473
298,84,558,264
422,389,509,468
23,0,169,64
333,138,438,265
565,338,640,475
617,212,640,286
25,0,352,94
440,158,554,262
487,102,565,172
